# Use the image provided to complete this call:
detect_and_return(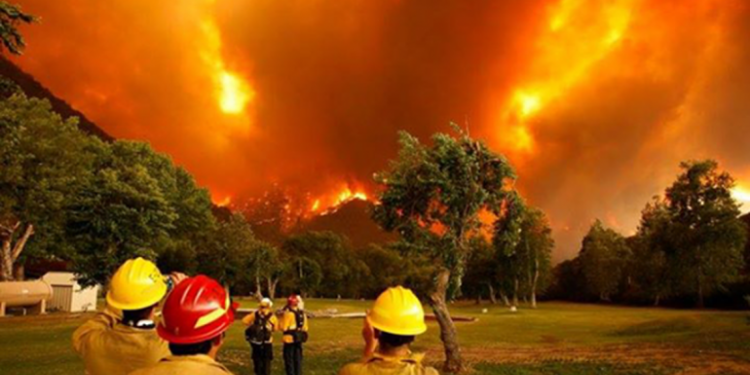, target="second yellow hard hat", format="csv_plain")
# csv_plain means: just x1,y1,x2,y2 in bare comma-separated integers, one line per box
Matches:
106,257,168,311
368,286,427,336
